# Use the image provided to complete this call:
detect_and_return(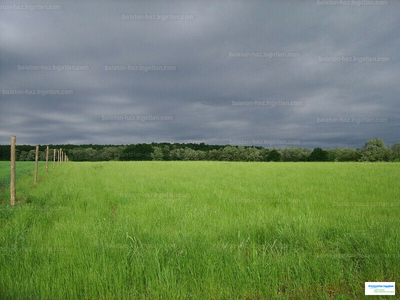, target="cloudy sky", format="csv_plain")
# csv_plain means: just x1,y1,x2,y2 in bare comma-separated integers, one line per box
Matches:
1,0,399,149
